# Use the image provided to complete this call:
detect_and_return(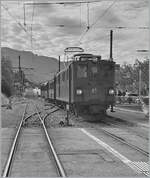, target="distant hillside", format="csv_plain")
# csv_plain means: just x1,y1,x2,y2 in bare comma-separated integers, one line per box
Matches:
1,47,64,83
